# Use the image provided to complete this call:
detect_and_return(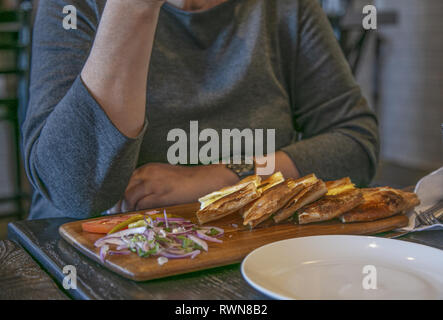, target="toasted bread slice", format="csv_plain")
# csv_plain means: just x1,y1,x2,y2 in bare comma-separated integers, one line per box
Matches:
242,178,303,228
196,182,261,224
198,175,261,210
196,172,285,225
340,187,420,223
273,178,328,223
298,188,364,224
